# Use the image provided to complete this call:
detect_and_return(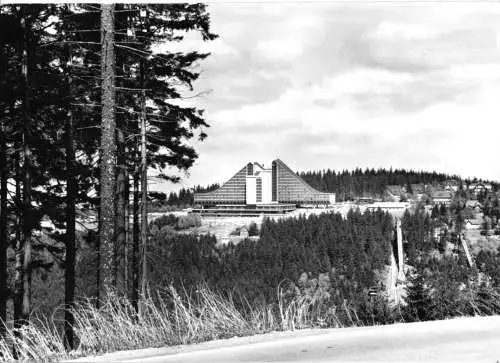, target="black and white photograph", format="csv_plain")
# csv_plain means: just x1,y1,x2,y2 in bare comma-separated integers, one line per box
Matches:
0,0,500,362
